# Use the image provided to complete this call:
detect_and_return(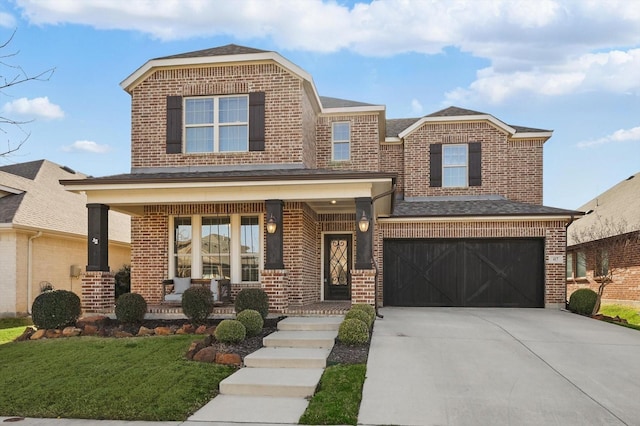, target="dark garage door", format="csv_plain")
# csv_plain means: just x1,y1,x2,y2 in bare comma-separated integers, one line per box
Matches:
383,239,544,307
